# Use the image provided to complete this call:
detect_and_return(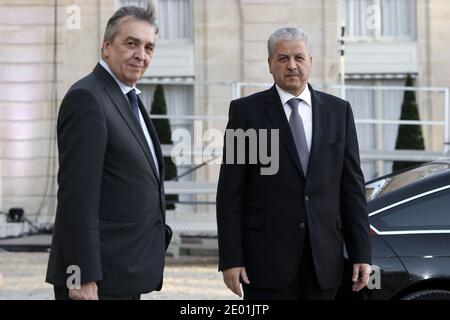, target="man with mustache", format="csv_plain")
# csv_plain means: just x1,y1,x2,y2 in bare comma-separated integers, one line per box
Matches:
217,27,371,300
46,3,170,300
